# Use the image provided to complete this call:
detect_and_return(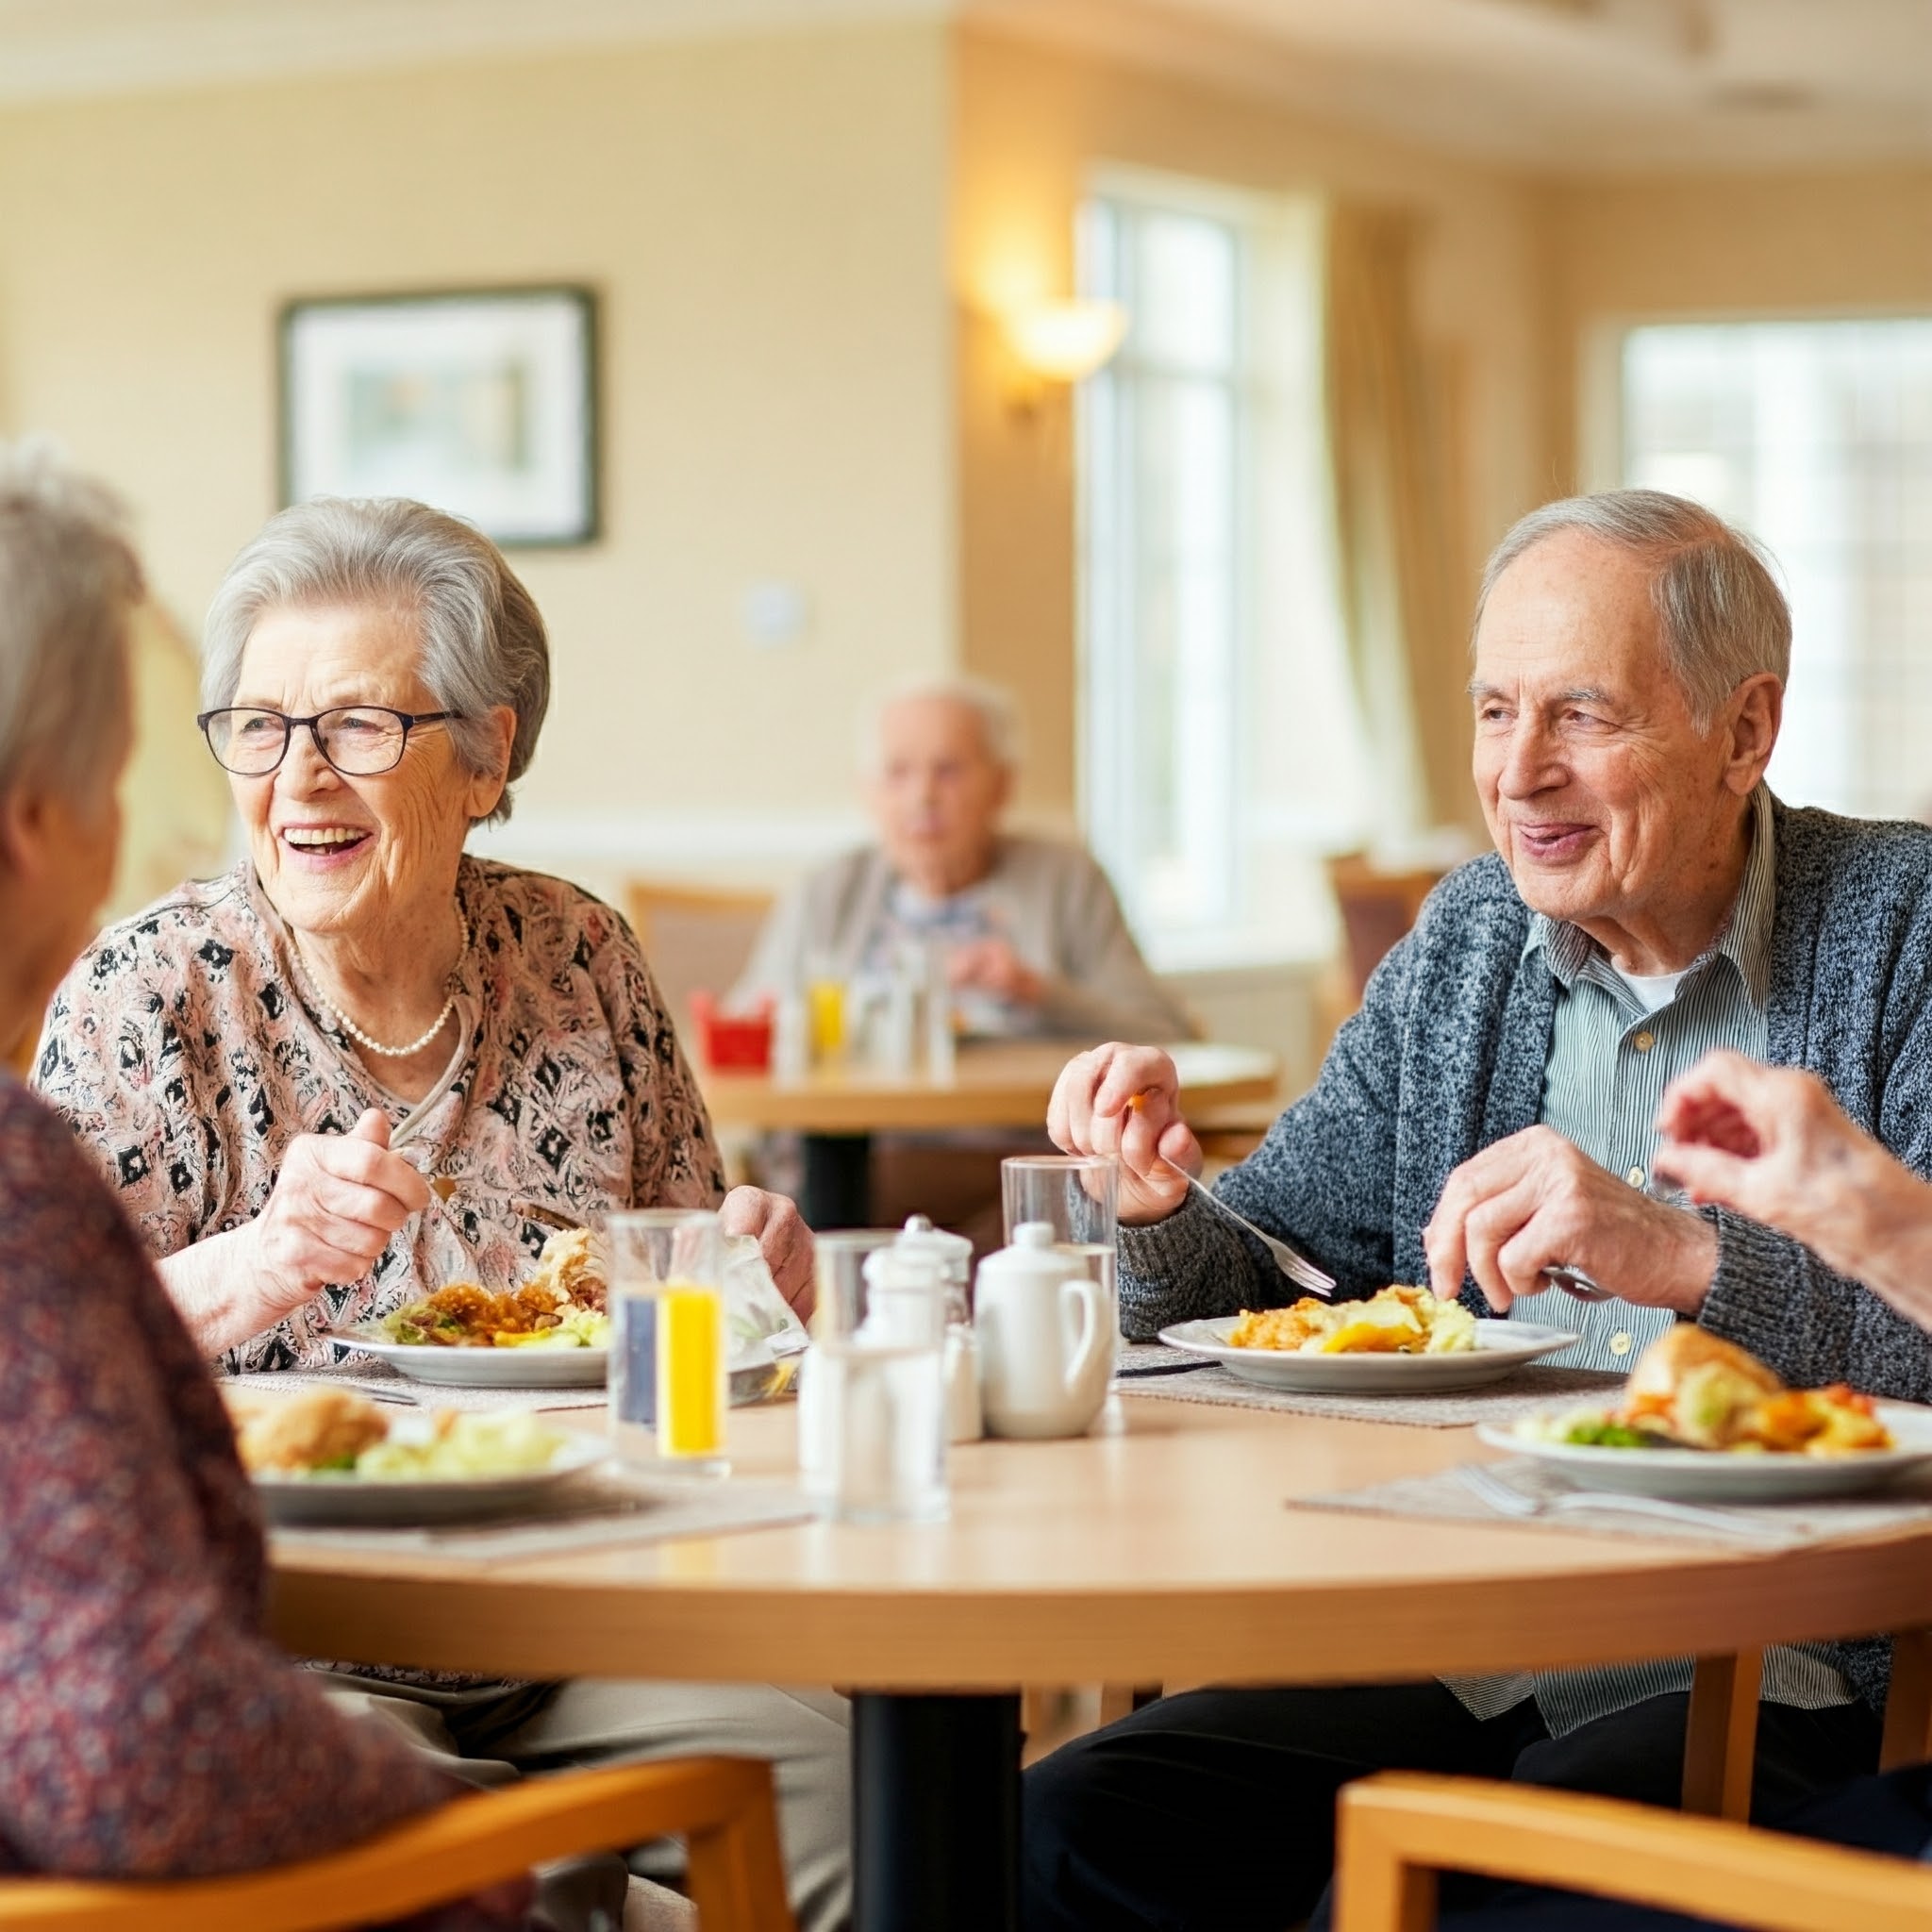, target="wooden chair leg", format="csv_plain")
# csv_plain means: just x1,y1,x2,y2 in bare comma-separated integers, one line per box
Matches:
1881,1625,1932,1772
1097,1684,1152,1725
1683,1648,1761,1819
685,1759,797,1931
